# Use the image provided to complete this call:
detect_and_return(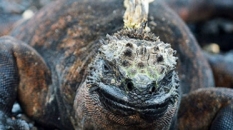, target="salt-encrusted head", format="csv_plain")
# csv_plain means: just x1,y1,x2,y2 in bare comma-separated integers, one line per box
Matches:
99,34,177,85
